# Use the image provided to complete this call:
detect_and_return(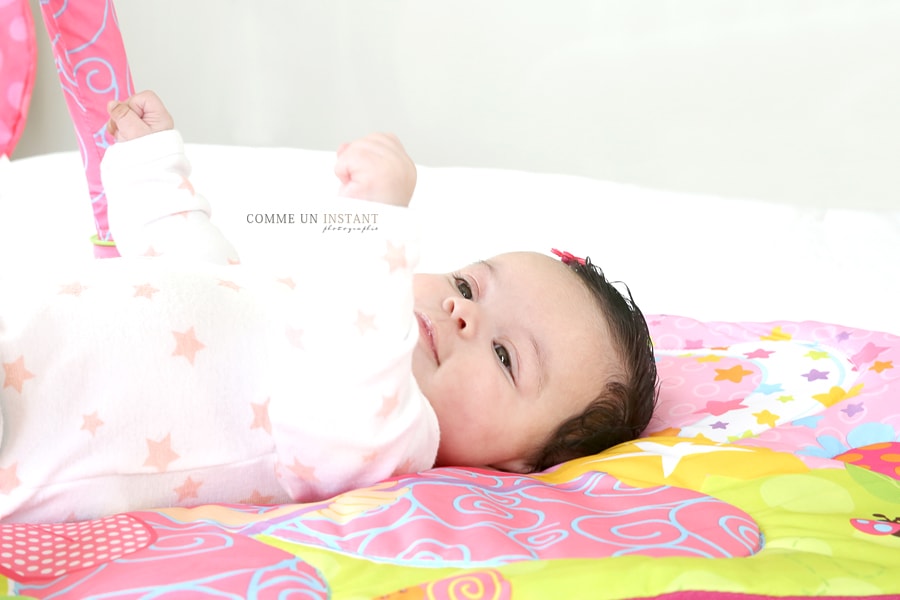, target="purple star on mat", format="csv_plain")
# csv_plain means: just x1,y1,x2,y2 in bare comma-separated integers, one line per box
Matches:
711,421,728,430
745,348,774,359
836,331,851,342
841,402,864,418
802,369,829,381
684,339,704,350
